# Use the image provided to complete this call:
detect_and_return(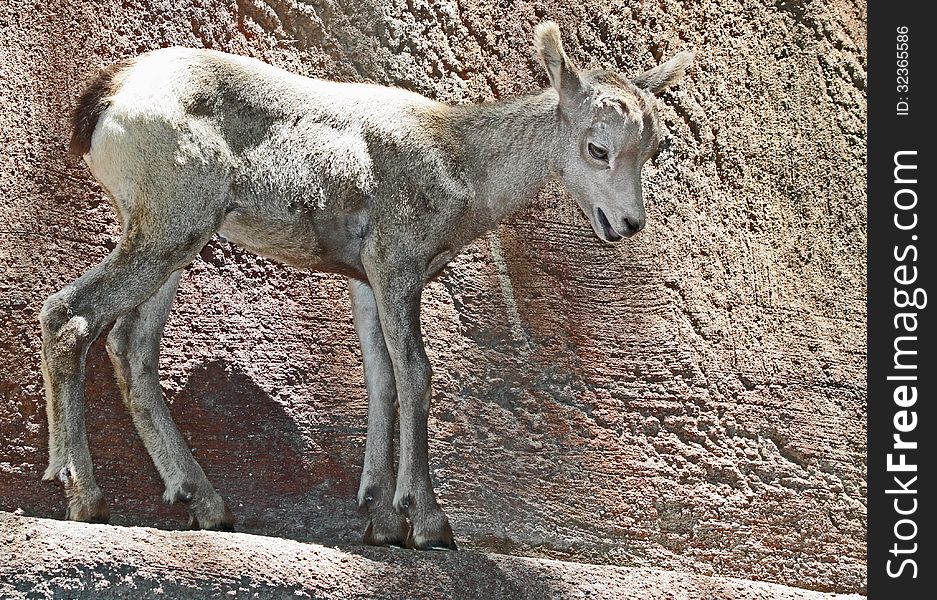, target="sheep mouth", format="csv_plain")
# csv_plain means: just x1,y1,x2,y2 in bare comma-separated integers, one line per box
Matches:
595,207,623,243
